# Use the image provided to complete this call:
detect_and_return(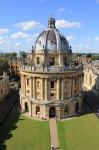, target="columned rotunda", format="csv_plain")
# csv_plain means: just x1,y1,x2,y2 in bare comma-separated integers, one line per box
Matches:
20,15,83,119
